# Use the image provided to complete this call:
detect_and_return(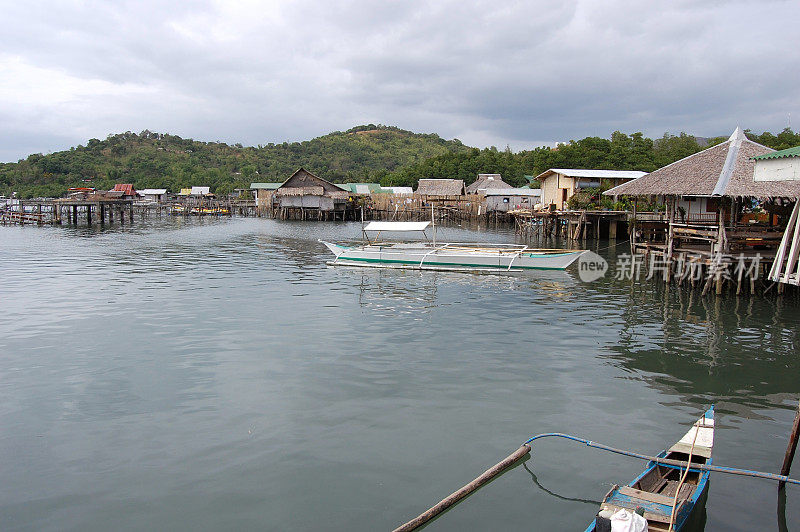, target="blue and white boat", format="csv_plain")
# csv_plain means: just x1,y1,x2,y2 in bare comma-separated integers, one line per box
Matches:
585,406,715,532
320,221,585,272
